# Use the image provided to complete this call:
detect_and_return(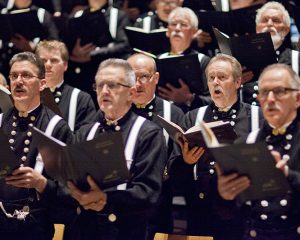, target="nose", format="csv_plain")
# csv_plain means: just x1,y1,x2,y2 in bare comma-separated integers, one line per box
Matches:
266,90,276,101
266,18,274,26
